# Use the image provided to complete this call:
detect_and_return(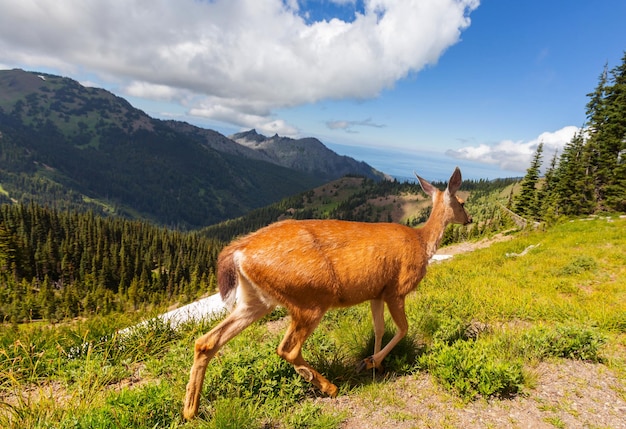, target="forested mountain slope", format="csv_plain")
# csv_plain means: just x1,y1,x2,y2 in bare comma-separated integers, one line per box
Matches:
202,175,519,243
0,69,383,228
